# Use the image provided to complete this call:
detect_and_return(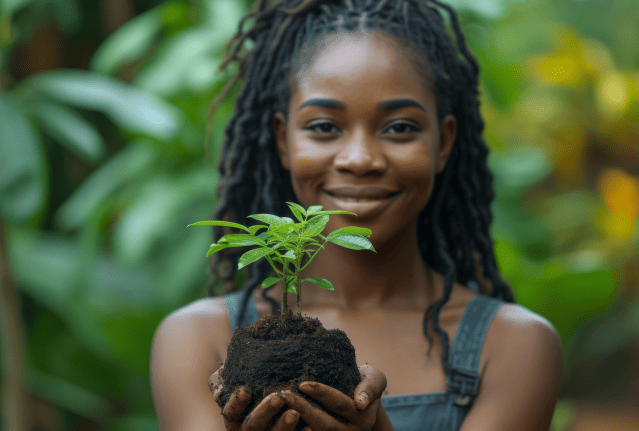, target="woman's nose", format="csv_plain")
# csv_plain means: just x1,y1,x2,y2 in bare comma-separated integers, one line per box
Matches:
333,130,387,176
